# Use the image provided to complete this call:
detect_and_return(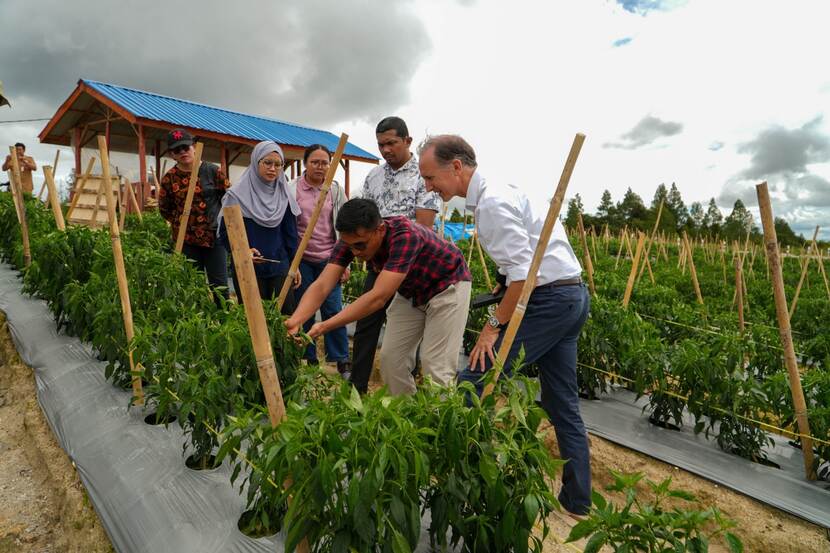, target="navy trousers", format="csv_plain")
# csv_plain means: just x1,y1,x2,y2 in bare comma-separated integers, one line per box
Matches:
457,283,592,515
